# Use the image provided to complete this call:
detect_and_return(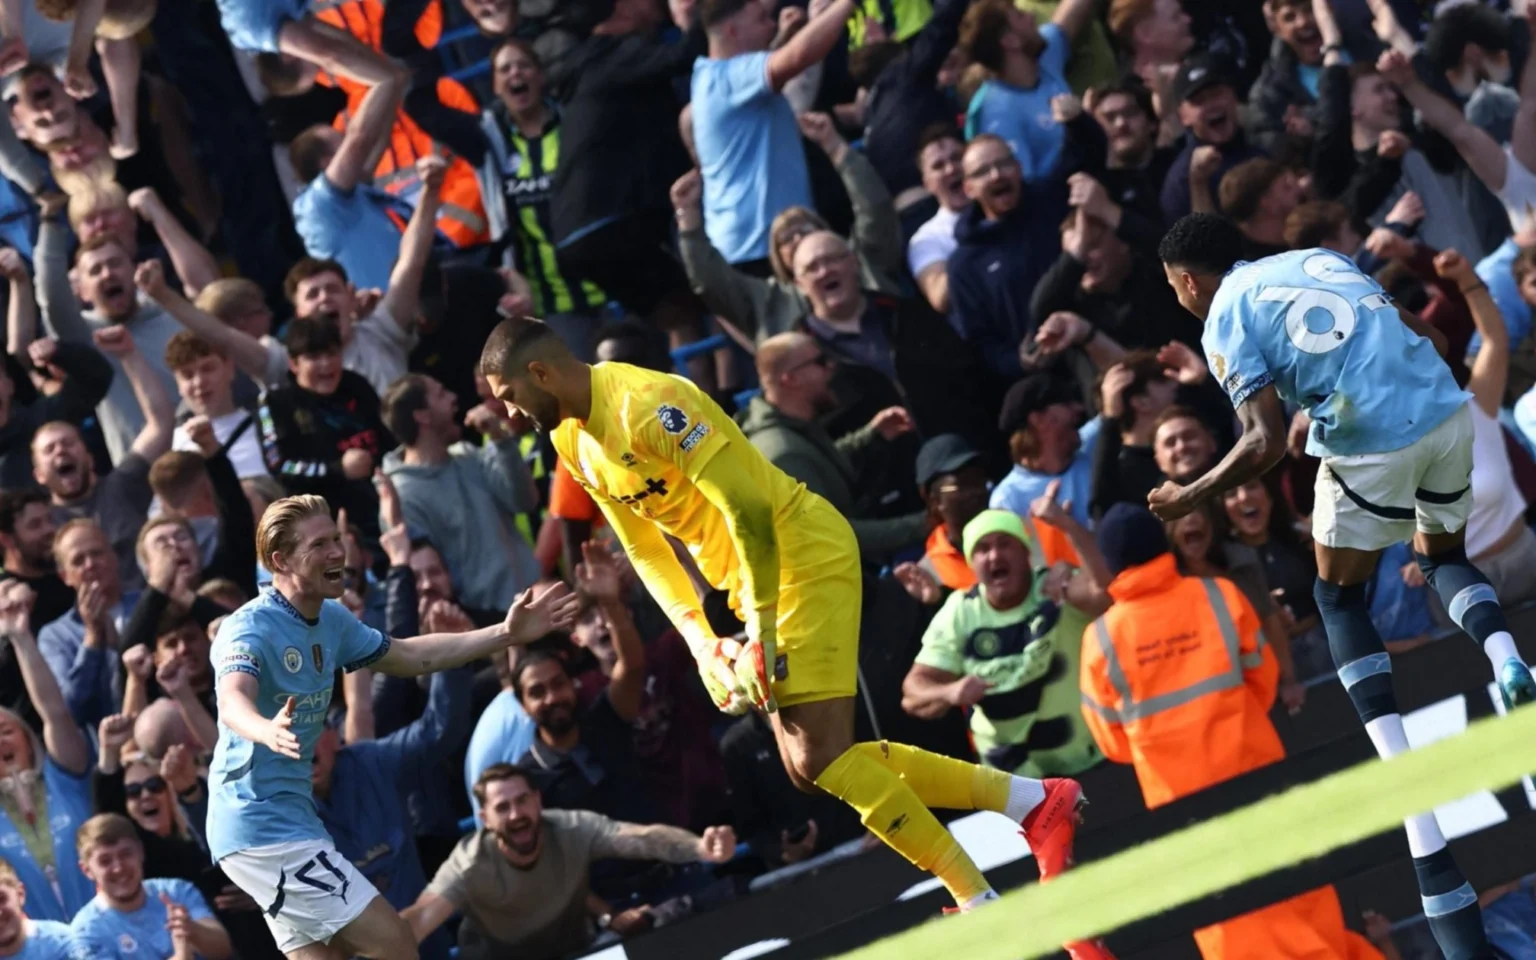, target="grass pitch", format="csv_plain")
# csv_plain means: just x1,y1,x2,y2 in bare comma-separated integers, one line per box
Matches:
839,704,1536,960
